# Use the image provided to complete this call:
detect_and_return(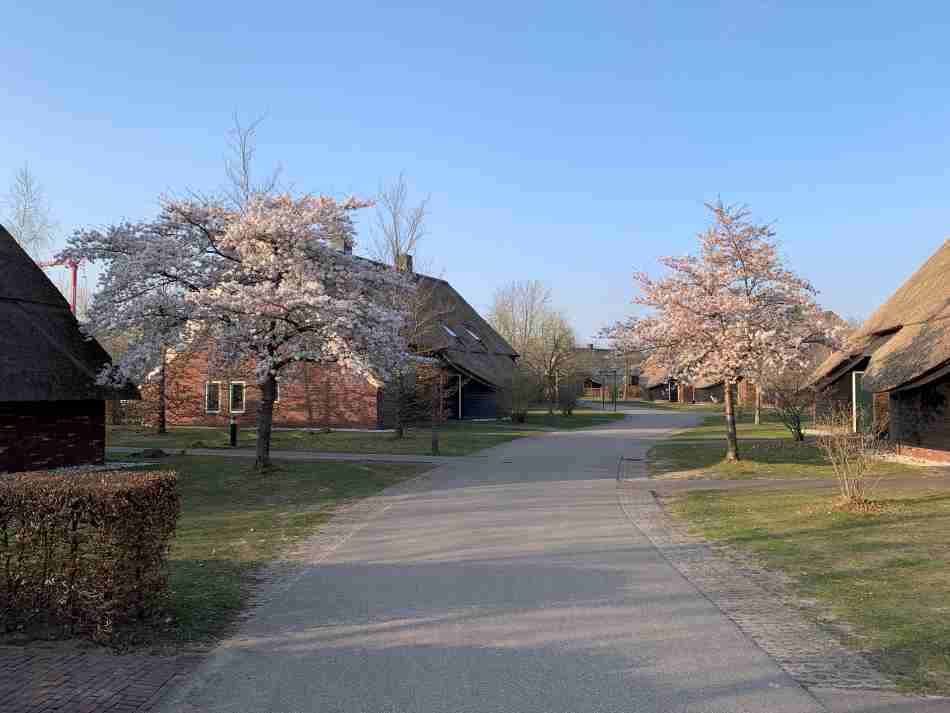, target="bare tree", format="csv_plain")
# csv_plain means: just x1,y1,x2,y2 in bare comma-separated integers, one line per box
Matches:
488,281,580,413
371,173,429,266
488,280,551,356
380,277,452,439
535,310,577,413
761,363,817,441
3,164,56,258
224,113,281,210
815,404,885,508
